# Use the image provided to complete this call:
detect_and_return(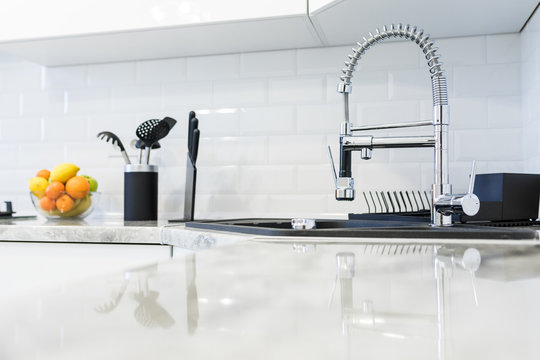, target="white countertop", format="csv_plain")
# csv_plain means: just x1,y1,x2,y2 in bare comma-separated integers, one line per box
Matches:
0,216,247,250
1,240,540,359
